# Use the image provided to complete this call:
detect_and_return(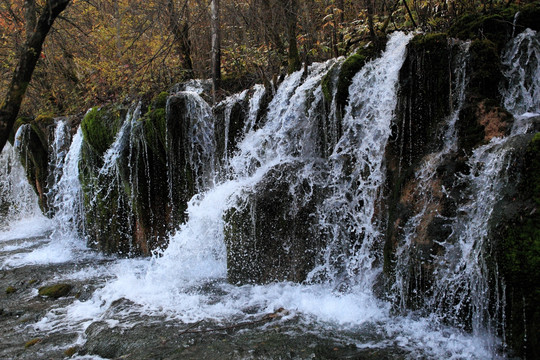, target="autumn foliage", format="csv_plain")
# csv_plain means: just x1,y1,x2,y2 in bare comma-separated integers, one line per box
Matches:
0,0,534,117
